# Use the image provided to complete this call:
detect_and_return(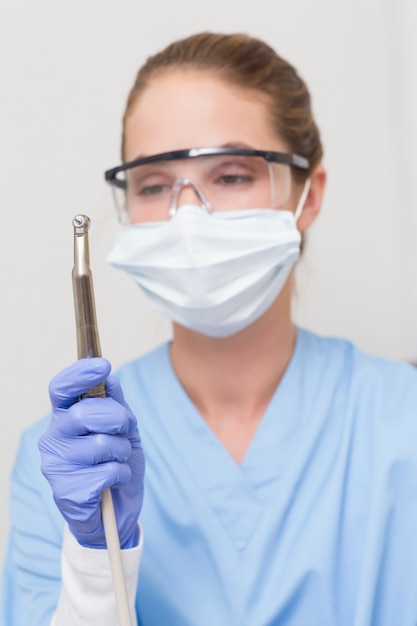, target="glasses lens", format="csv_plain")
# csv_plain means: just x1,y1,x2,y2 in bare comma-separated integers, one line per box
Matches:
110,153,293,223
110,175,130,224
